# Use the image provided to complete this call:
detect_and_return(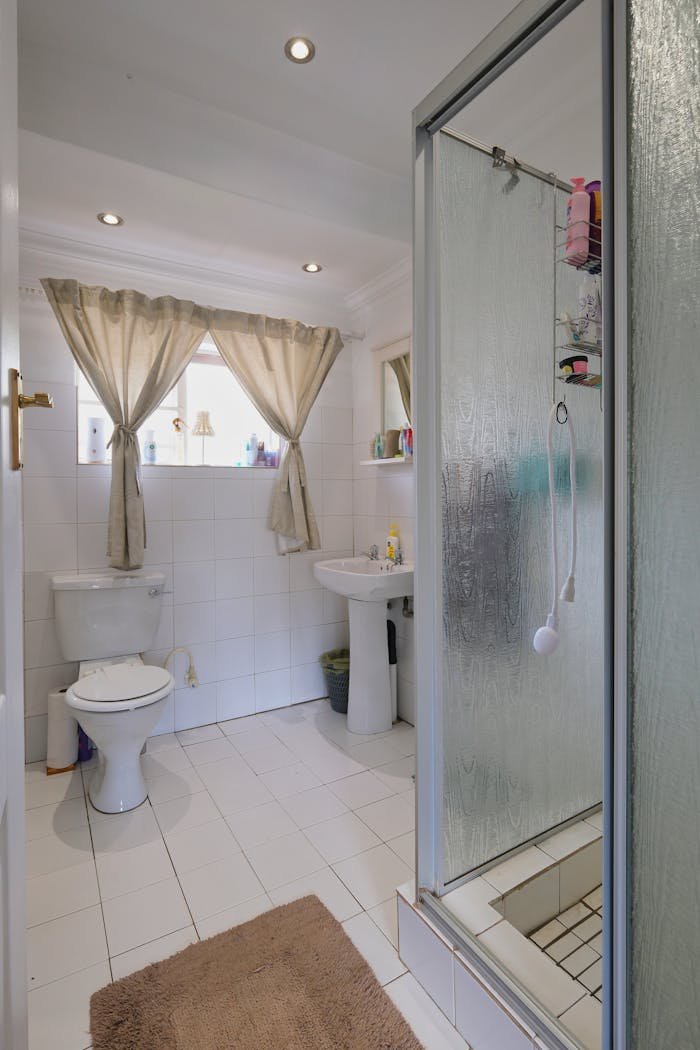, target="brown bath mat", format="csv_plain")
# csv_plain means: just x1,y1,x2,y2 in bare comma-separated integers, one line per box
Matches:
90,895,424,1049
